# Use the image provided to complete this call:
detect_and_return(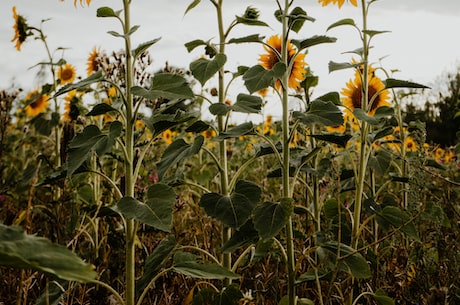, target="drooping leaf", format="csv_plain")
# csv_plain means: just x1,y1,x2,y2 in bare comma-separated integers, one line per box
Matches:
228,34,264,44
287,7,315,33
376,206,418,239
157,136,204,180
132,38,161,59
86,103,118,117
131,73,194,101
368,150,393,176
184,39,208,53
200,180,261,228
190,54,227,86
315,91,341,105
221,220,259,253
214,122,254,141
0,224,96,282
233,94,263,114
185,120,212,133
310,134,352,148
317,241,371,279
184,0,201,15
243,65,274,94
96,6,118,18
136,236,176,294
352,106,394,126
384,78,430,89
235,16,269,27
54,71,104,97
66,121,122,176
253,198,293,240
293,100,344,126
294,35,337,51
209,103,232,116
327,18,356,31
328,61,363,73
116,183,176,232
296,269,328,284
172,252,239,279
